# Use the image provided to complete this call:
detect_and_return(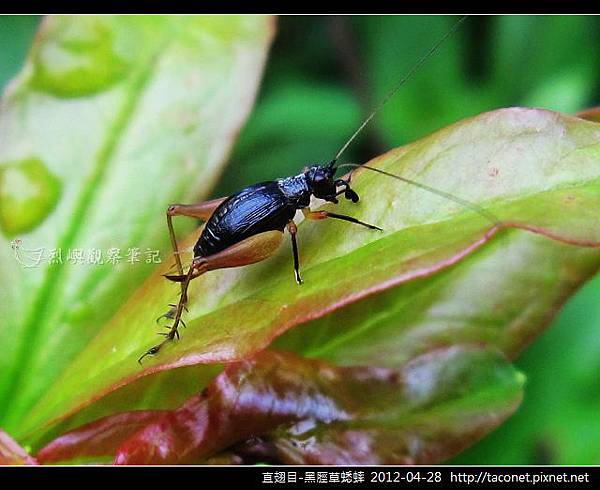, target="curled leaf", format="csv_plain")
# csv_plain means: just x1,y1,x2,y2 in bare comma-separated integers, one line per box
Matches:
39,347,523,465
36,410,163,464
